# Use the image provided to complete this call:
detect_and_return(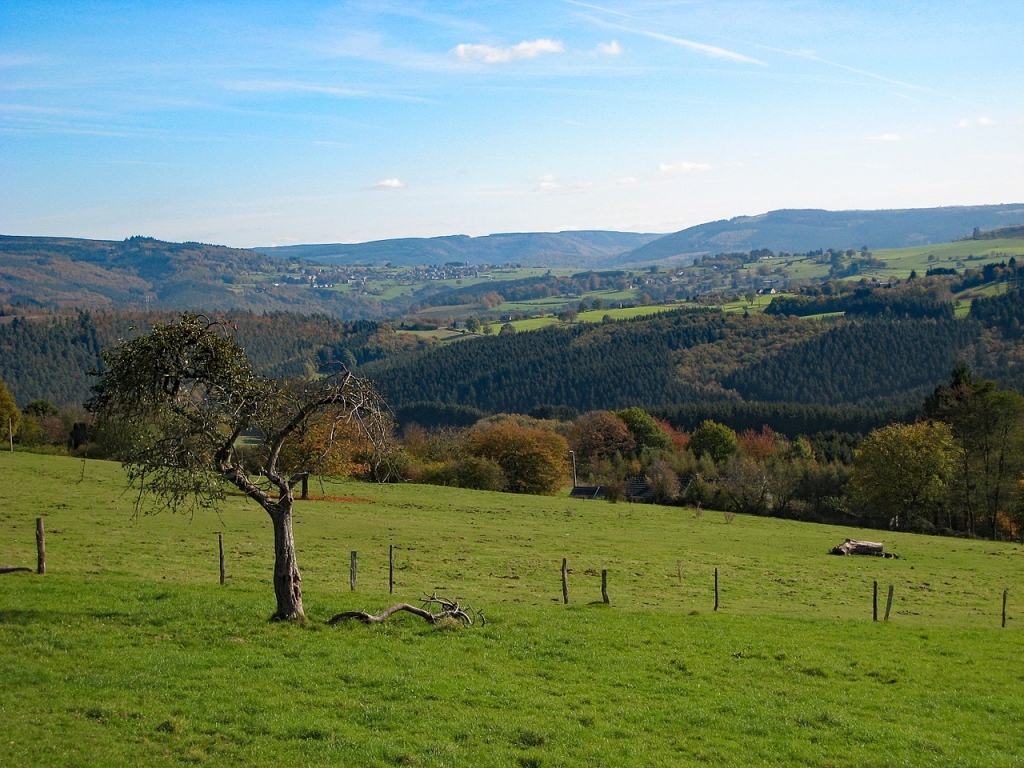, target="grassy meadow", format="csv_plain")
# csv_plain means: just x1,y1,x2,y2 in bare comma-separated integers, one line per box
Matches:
2,452,1023,766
